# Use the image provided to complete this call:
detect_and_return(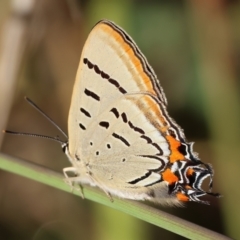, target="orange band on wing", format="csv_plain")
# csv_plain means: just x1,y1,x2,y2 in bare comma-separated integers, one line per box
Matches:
143,95,167,124
100,23,155,95
166,135,184,162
